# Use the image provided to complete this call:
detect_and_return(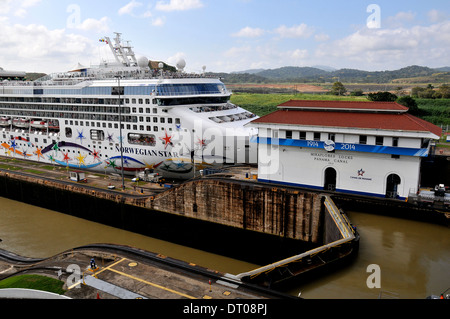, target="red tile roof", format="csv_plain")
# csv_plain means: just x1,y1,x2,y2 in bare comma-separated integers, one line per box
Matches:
252,101,442,137
278,100,409,111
